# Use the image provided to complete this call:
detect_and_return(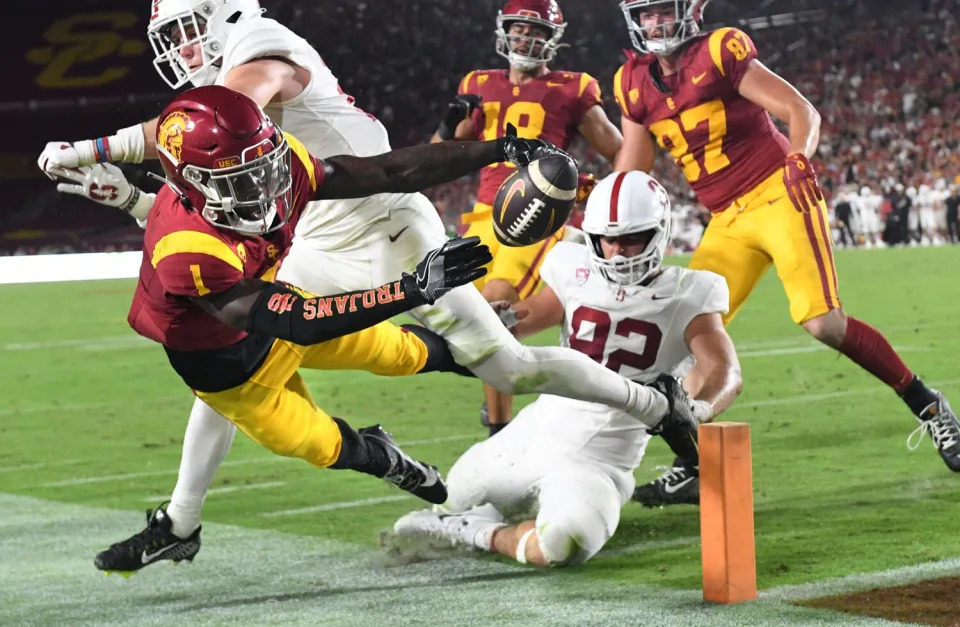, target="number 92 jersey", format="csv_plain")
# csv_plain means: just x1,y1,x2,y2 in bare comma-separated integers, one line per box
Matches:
541,242,729,387
459,69,602,206
613,28,790,213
